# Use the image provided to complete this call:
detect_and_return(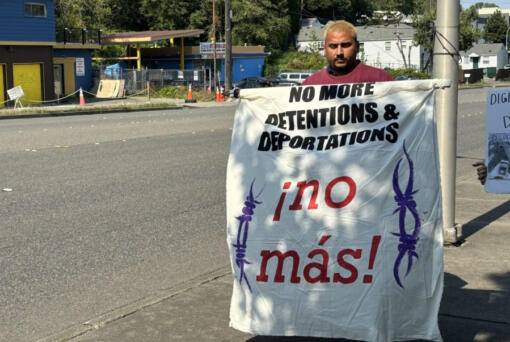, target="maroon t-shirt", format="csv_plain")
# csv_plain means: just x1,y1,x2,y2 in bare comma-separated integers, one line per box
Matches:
302,62,393,85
